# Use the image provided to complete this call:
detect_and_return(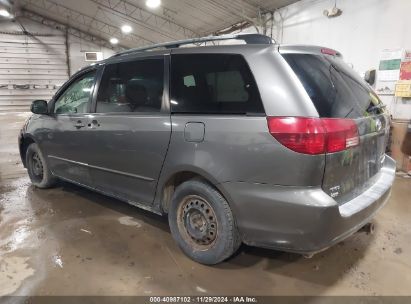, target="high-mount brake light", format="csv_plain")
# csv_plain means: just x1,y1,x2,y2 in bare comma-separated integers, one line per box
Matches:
266,117,359,155
321,48,338,56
